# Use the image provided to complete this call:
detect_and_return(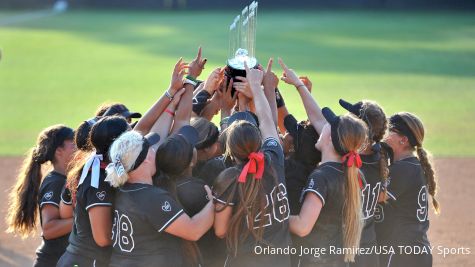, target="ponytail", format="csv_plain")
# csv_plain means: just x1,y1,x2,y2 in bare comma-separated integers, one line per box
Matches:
417,146,440,214
6,125,73,238
377,144,390,201
342,164,363,262
6,147,46,238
